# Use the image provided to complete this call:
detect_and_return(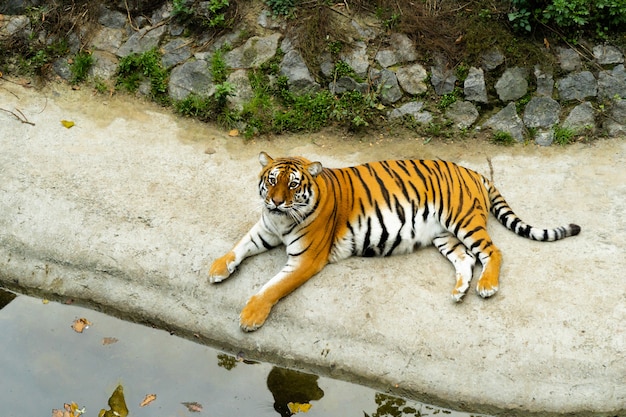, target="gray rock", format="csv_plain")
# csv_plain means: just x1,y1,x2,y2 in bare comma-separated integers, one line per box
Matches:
340,41,369,78
117,25,166,57
534,129,554,146
226,69,254,112
463,67,488,103
224,33,281,69
351,20,378,41
388,101,432,123
430,65,457,95
593,45,624,65
484,102,525,142
52,57,72,81
257,9,286,30
523,96,560,128
495,67,528,102
396,63,428,95
556,71,597,101
534,65,554,97
91,26,124,54
481,48,504,71
563,102,595,133
0,15,30,39
319,52,334,78
375,33,417,68
557,47,581,72
598,64,626,100
370,68,402,104
161,38,192,69
168,60,214,101
150,2,172,24
89,50,119,80
328,77,368,95
279,38,319,93
604,99,626,137
445,100,479,129
97,6,127,29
